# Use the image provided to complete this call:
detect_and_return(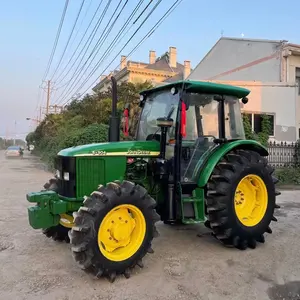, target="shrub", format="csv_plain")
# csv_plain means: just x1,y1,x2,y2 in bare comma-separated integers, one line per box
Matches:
275,167,300,185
